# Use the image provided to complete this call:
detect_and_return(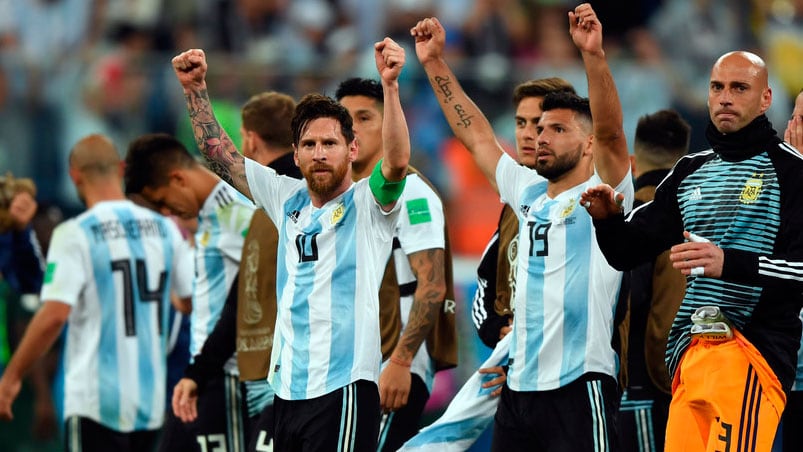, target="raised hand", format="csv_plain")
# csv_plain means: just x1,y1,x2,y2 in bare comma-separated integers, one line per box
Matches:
375,37,405,84
410,17,446,65
569,3,603,56
171,49,208,91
